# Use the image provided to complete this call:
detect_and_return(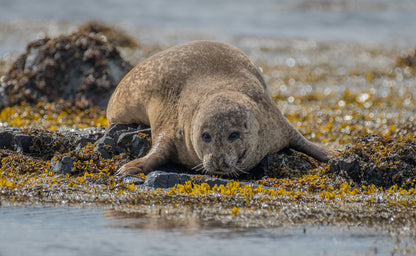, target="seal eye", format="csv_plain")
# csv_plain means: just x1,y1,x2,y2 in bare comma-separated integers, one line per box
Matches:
201,132,211,143
228,132,241,142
